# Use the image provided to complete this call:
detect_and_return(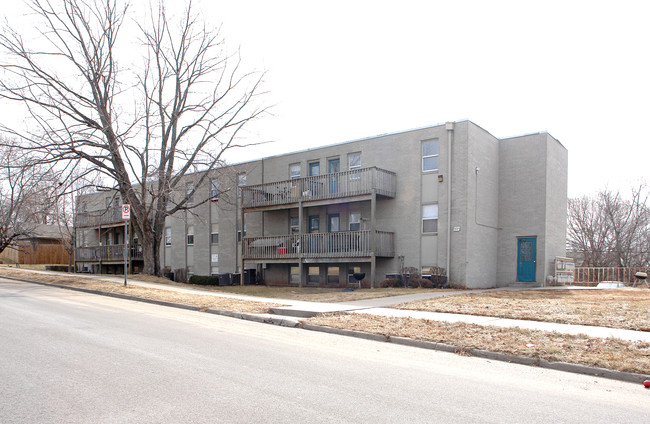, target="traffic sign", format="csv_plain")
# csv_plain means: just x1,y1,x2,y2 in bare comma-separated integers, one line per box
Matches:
122,204,131,220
